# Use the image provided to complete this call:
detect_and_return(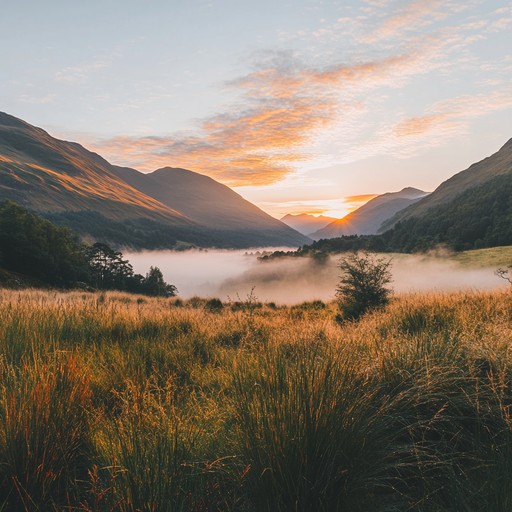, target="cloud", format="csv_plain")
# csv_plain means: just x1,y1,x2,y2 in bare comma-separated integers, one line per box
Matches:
374,87,512,156
55,59,110,83
85,0,510,188
344,194,379,205
54,48,123,83
364,0,478,42
18,93,57,105
393,113,456,138
92,45,451,186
